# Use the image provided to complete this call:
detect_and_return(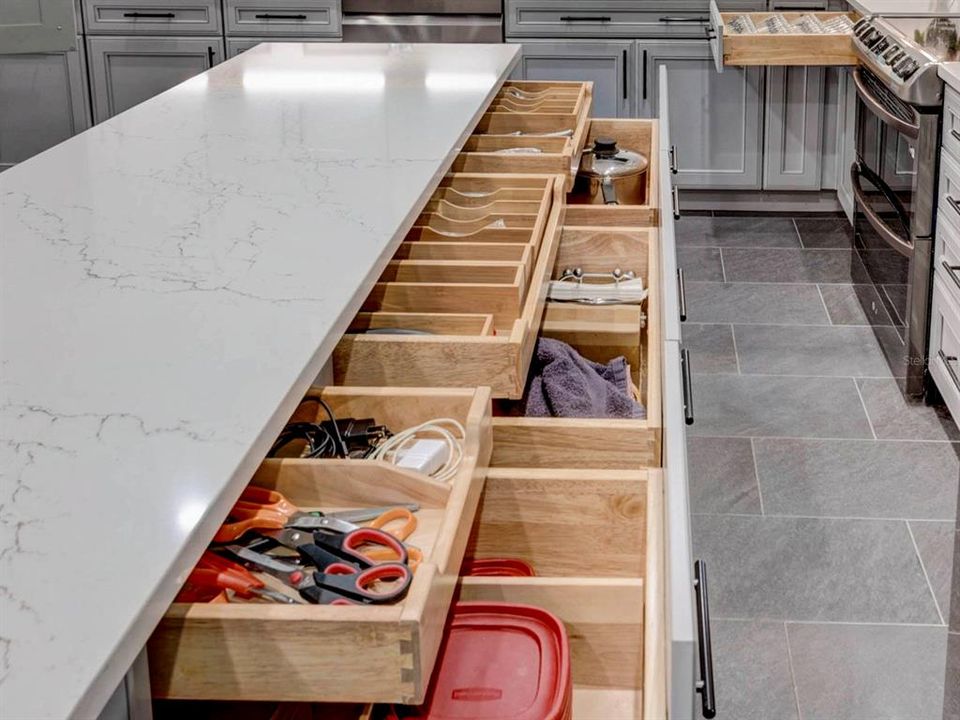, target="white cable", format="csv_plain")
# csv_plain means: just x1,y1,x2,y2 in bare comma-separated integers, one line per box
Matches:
370,418,466,483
